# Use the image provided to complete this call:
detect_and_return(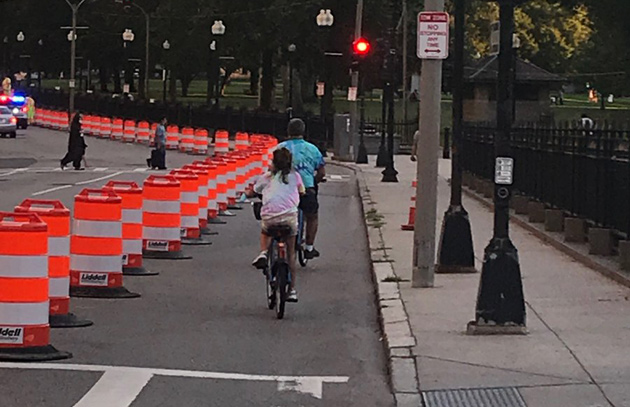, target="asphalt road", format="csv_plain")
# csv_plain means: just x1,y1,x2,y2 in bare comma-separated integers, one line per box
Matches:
0,127,394,407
